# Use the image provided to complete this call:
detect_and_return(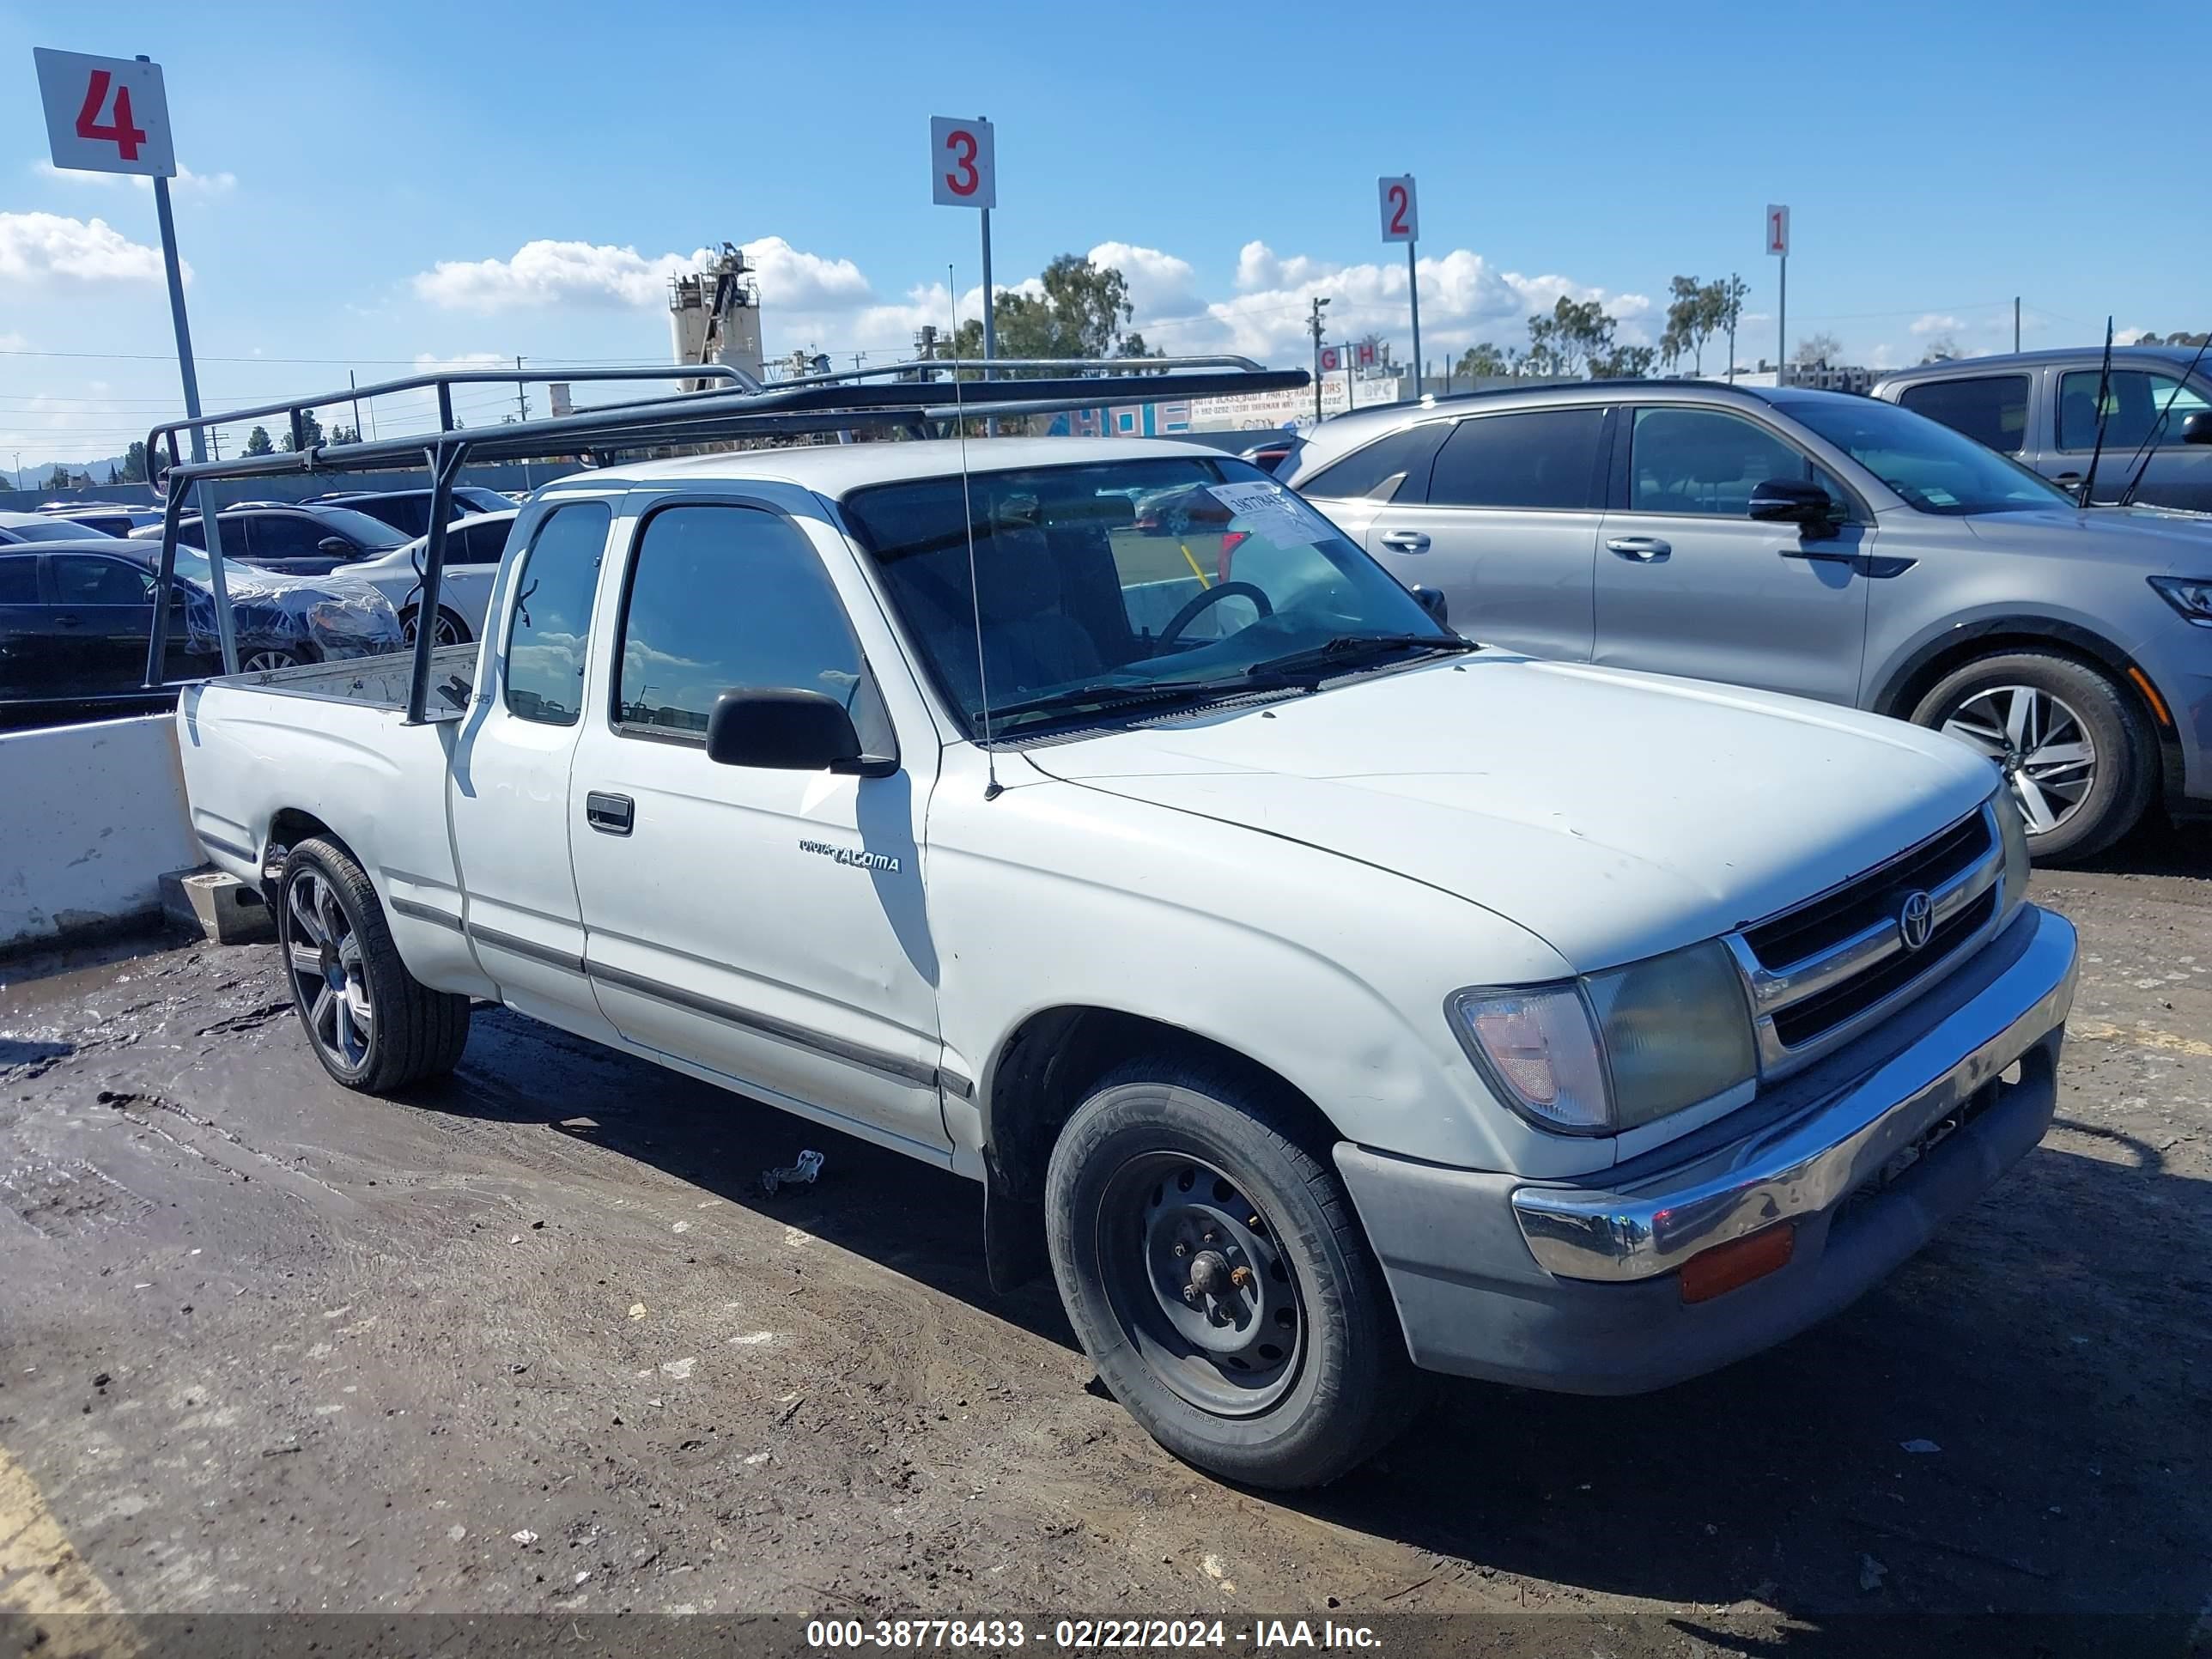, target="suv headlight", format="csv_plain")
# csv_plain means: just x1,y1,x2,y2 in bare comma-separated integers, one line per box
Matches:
2148,575,2212,627
1449,940,1757,1135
